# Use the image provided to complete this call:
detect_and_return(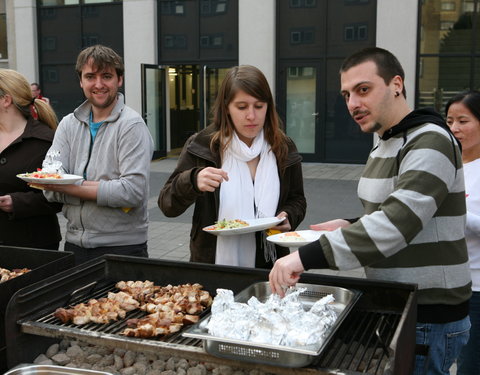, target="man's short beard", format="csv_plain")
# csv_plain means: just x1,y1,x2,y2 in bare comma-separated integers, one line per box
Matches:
370,122,382,133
